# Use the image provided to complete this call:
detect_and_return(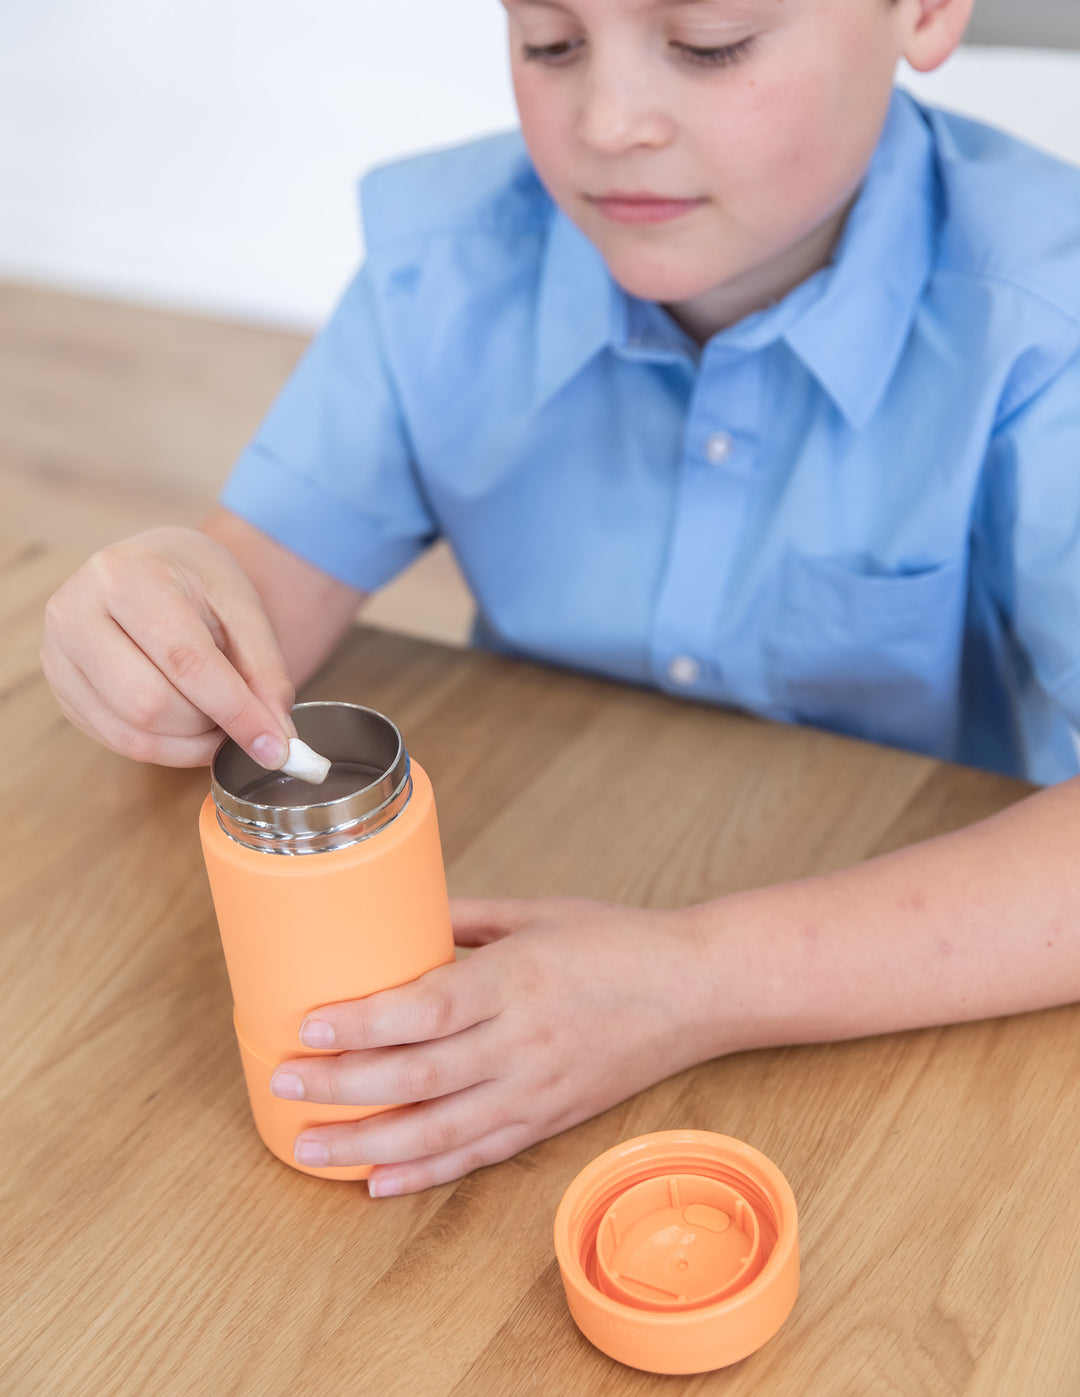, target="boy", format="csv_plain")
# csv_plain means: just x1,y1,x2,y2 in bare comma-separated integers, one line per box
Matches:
41,0,1080,1197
